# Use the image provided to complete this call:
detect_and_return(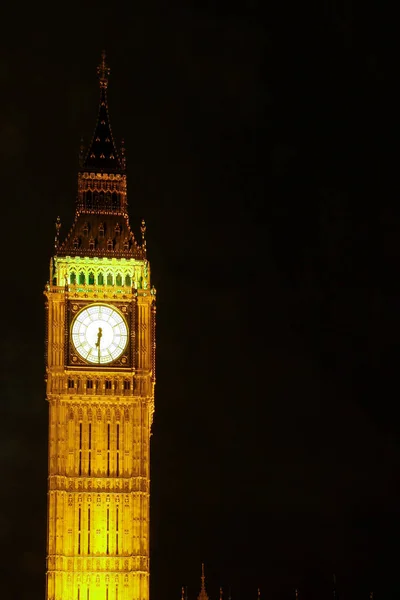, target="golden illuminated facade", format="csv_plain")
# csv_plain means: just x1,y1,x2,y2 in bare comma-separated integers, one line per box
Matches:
44,53,156,600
